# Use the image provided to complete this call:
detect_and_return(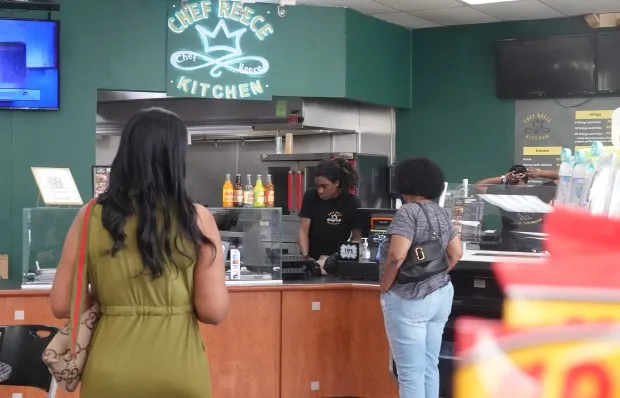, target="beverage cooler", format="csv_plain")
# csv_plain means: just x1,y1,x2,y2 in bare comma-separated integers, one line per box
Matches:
259,152,390,215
